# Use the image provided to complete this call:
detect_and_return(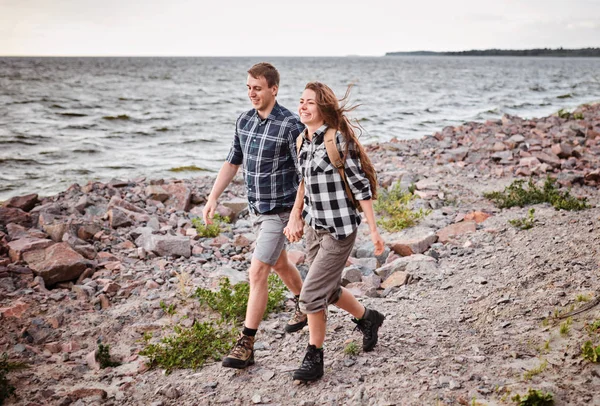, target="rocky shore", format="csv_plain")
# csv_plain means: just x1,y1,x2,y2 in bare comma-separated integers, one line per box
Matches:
1,104,599,406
